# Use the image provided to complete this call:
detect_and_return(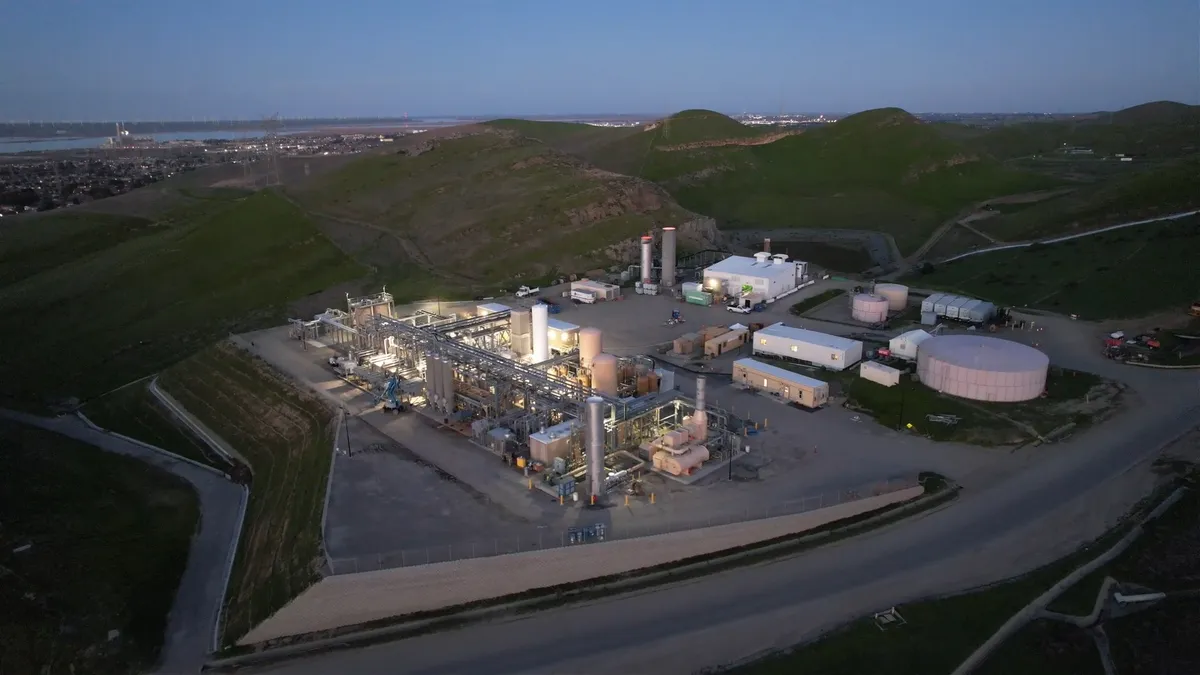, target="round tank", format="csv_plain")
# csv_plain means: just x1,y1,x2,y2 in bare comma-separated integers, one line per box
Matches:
591,353,619,397
851,293,890,323
579,327,603,370
916,335,1049,402
875,283,909,312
